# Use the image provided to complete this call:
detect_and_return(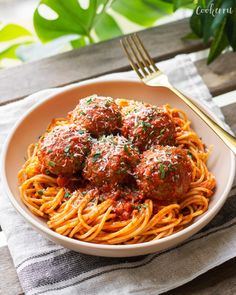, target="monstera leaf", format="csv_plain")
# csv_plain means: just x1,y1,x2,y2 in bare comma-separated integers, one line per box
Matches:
33,0,122,47
0,23,34,62
33,0,175,47
112,0,173,26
